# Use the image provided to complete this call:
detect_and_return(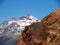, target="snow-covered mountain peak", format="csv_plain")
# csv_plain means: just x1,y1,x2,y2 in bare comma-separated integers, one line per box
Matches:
0,15,39,36
8,15,38,26
24,14,37,20
0,15,40,45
